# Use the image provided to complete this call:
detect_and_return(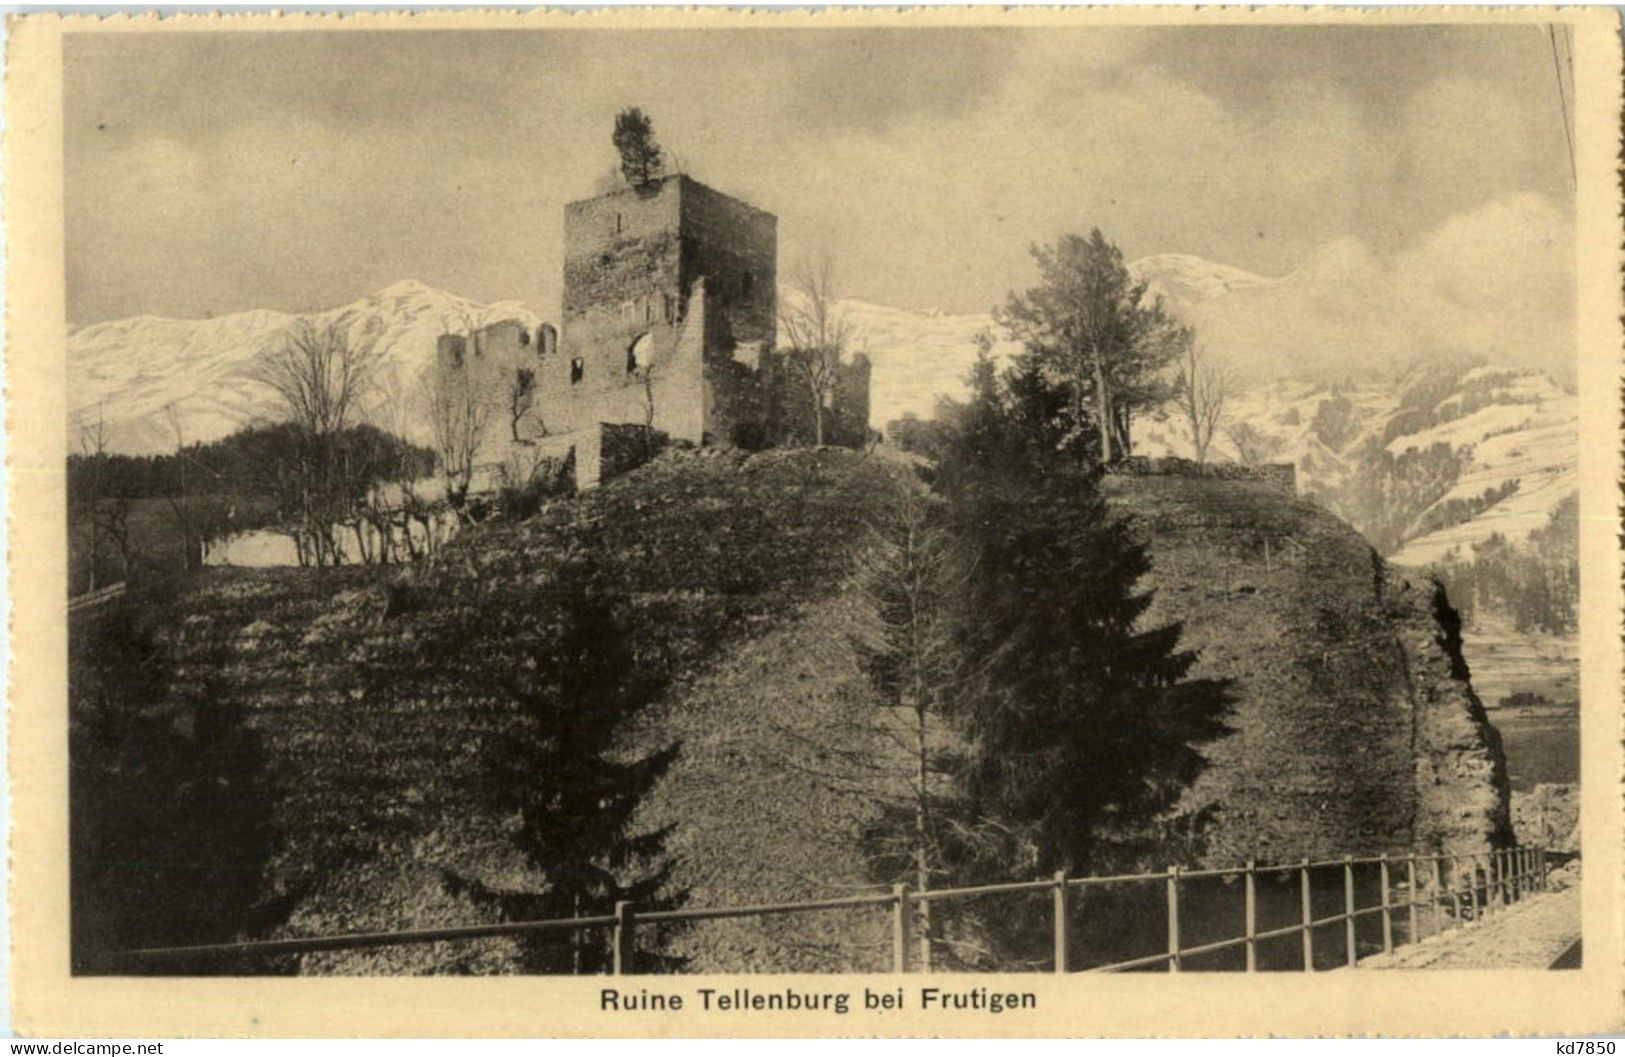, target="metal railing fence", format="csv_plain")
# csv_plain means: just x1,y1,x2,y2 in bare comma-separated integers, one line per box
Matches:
113,845,1551,974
